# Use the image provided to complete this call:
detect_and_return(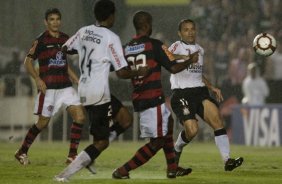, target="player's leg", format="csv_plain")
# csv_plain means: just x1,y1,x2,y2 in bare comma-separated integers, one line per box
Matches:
174,119,198,164
170,93,198,165
56,87,86,163
15,115,51,165
112,137,165,179
54,103,112,181
202,99,243,171
112,104,168,179
15,91,53,165
66,104,86,163
109,95,133,142
162,116,192,177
